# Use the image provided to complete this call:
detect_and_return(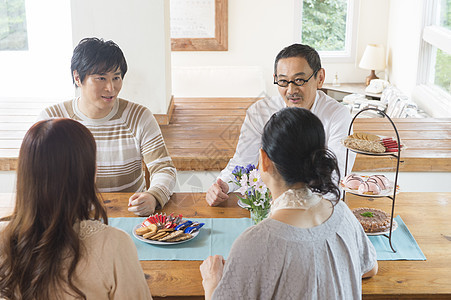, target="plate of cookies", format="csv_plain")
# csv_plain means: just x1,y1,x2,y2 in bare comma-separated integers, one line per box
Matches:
341,174,399,198
133,213,204,245
342,132,404,155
